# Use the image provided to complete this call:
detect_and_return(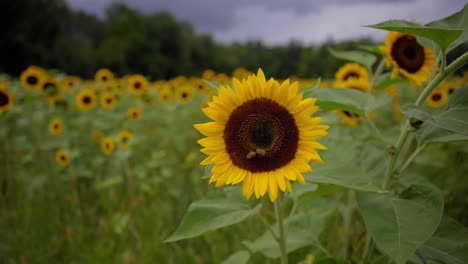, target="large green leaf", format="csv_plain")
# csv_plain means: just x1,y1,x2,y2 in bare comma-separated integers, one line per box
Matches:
417,125,468,147
416,216,468,264
328,47,377,70
357,183,444,264
401,86,468,135
426,5,468,53
308,88,391,116
165,187,261,242
221,250,250,264
304,163,385,193
367,20,463,53
243,210,329,259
